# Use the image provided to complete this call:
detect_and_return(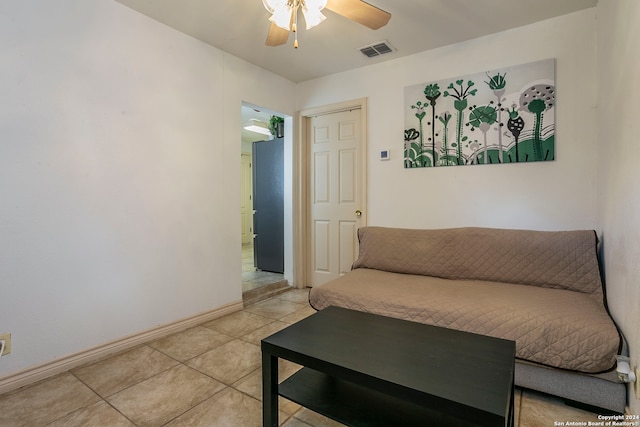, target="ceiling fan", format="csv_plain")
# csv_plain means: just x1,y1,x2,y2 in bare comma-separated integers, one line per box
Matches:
263,0,391,48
